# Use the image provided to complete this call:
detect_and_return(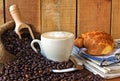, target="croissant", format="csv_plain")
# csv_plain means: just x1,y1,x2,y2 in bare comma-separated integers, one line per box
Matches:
74,31,114,56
